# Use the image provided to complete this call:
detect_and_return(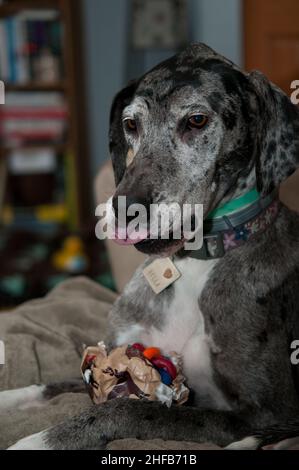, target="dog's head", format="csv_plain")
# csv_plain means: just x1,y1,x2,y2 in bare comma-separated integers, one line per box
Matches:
109,43,299,255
